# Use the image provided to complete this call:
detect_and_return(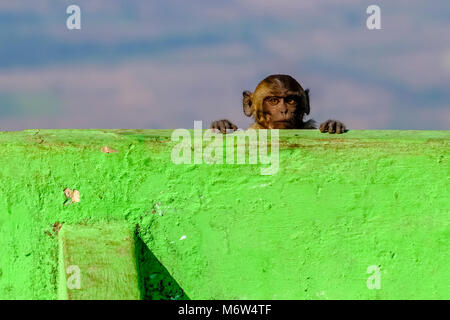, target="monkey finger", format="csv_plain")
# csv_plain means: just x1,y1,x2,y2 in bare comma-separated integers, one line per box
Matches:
220,120,234,134
335,122,342,134
319,121,329,133
224,121,233,130
213,122,226,134
221,120,237,134
210,121,219,130
218,120,227,133
225,122,237,133
328,121,336,134
336,122,346,133
208,127,221,134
